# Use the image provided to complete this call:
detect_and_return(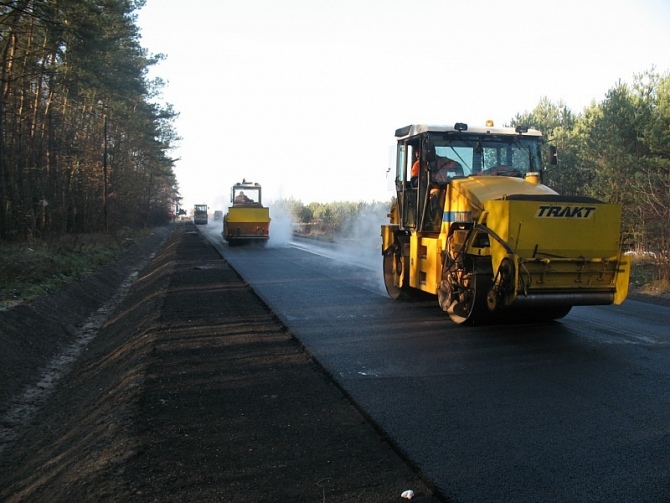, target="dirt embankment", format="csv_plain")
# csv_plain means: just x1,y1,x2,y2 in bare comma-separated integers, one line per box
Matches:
0,224,438,502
